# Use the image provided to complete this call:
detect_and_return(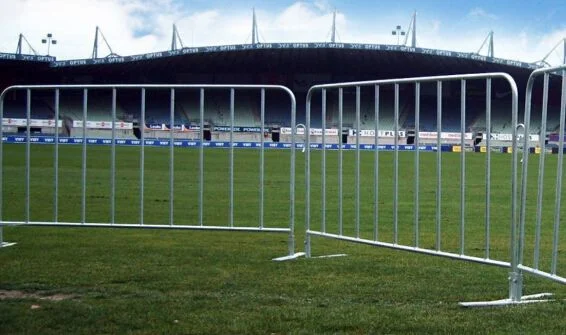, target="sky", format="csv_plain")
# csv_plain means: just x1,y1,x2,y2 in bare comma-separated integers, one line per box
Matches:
0,0,565,64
